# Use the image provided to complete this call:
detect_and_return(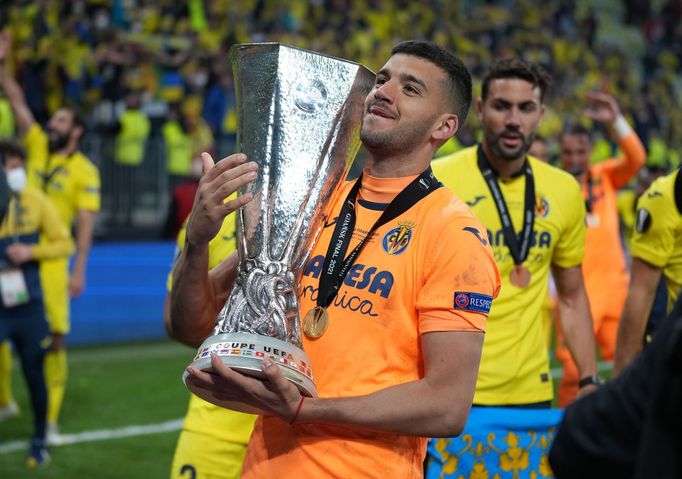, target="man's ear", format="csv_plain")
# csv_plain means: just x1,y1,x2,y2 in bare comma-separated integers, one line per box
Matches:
72,125,84,141
475,97,484,119
432,113,458,142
